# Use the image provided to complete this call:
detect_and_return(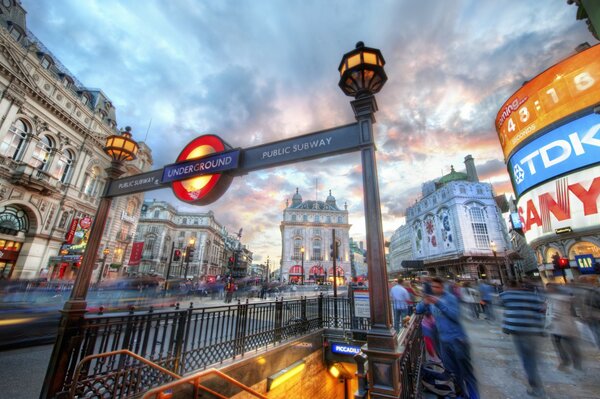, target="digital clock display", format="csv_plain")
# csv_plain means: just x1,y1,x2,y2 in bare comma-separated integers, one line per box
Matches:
496,44,600,160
